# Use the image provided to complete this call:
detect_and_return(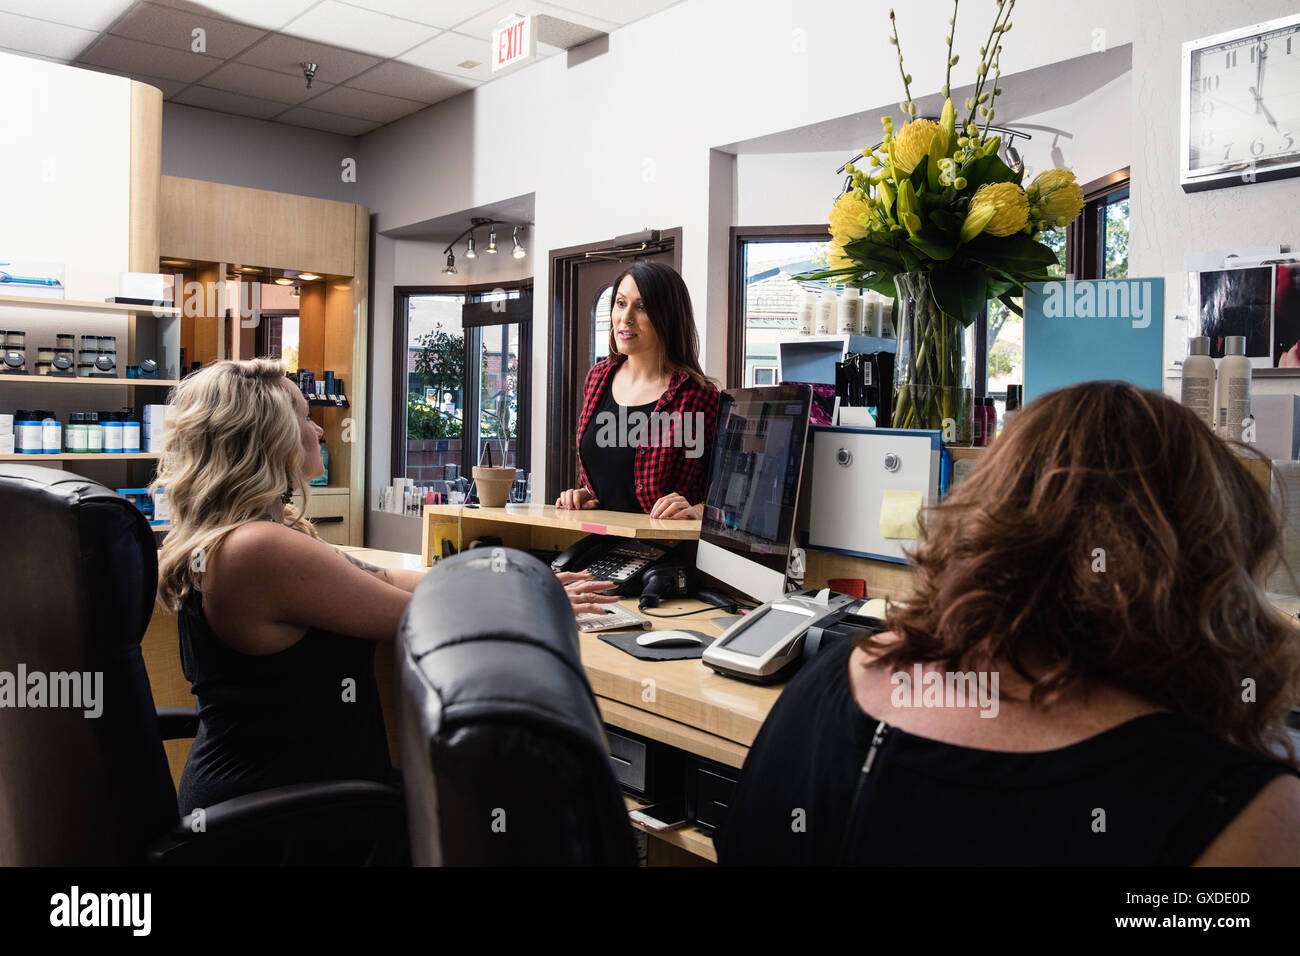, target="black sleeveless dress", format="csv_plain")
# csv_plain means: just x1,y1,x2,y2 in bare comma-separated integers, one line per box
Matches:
176,533,393,813
715,637,1299,865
